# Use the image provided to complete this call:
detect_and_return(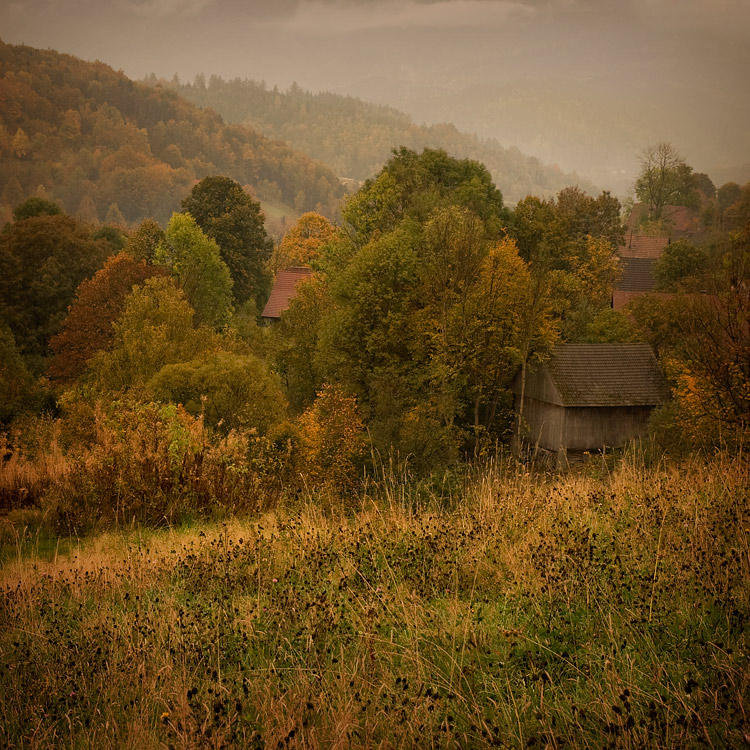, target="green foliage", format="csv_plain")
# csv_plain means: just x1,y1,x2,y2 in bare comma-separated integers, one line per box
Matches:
311,152,545,467
577,308,636,344
270,274,329,412
149,351,286,436
90,276,215,393
0,213,110,371
48,252,165,384
653,238,708,291
0,323,46,425
181,176,273,307
11,196,62,221
318,224,423,450
508,189,622,343
92,224,127,253
343,147,506,247
634,142,698,220
692,171,716,199
124,217,164,262
227,297,266,353
156,212,234,327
